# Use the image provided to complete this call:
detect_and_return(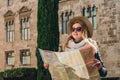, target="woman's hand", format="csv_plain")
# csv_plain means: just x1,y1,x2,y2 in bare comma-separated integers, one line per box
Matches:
92,59,102,70
87,59,102,70
44,63,49,69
